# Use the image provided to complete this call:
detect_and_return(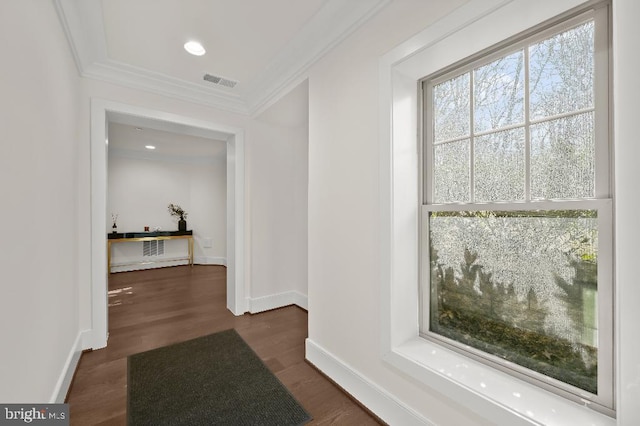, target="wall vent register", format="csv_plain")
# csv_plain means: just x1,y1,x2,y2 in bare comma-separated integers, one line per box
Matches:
143,240,164,257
